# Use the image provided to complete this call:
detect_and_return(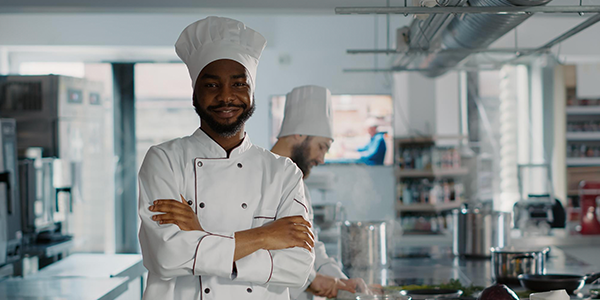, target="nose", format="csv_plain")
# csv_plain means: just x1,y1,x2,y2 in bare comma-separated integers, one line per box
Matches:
216,85,235,103
316,155,325,165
